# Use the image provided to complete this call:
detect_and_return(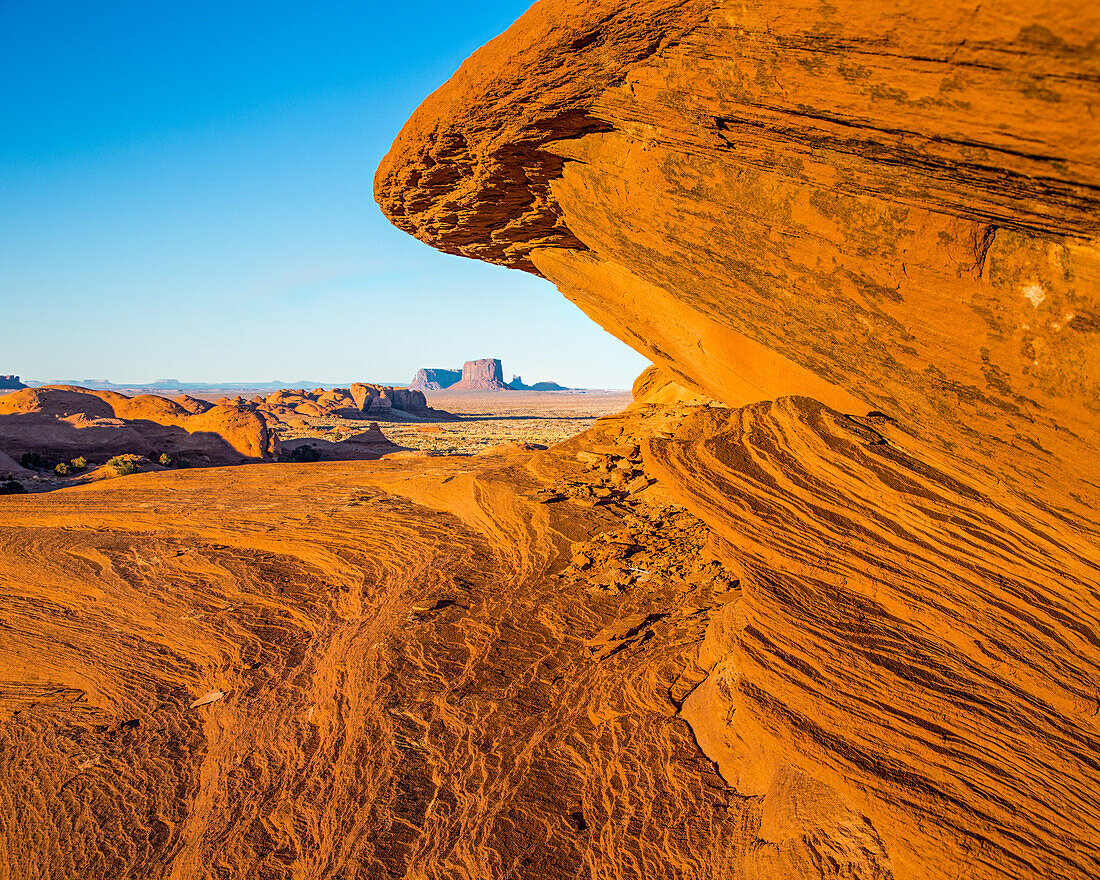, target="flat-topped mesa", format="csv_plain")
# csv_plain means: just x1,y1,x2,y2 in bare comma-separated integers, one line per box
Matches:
409,367,462,391
0,376,26,390
449,358,510,391
377,4,1100,880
